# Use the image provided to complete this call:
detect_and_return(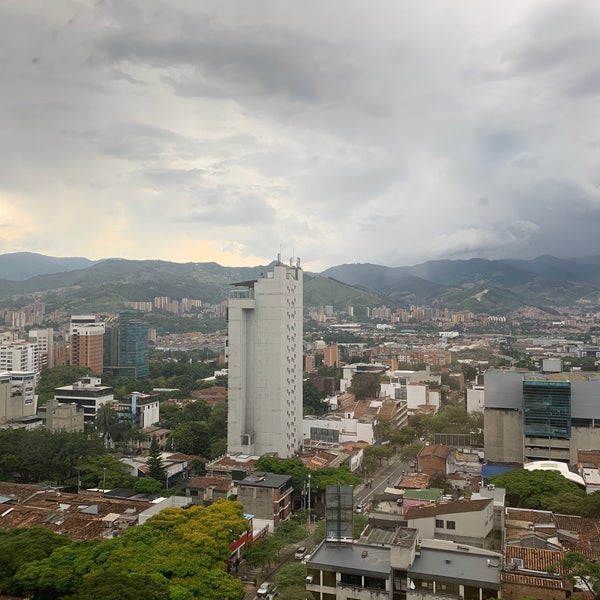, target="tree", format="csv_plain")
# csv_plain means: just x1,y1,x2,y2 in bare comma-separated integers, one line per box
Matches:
428,473,453,494
349,372,381,400
303,381,328,416
276,563,308,599
400,442,425,462
134,477,163,494
0,527,70,595
70,573,171,600
78,455,135,490
13,501,249,600
561,551,600,597
244,535,280,571
364,444,392,466
490,469,585,510
169,421,211,456
94,401,117,440
146,436,166,484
